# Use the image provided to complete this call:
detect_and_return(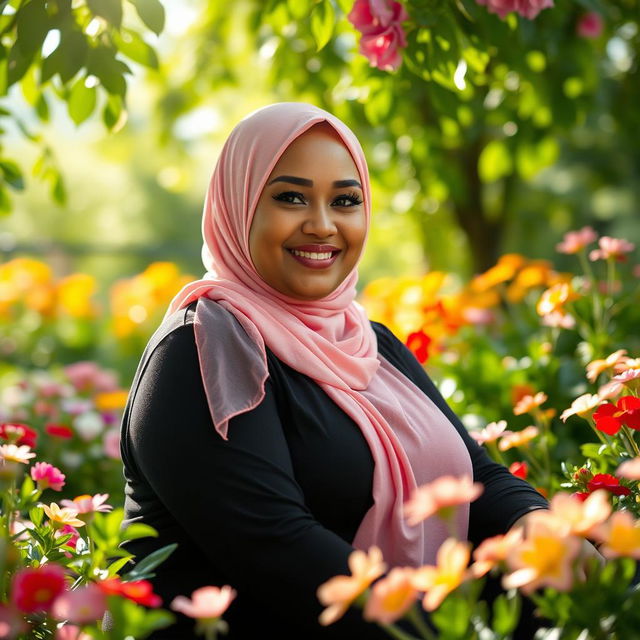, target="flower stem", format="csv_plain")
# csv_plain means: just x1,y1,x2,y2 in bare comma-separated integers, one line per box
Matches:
407,602,437,640
381,622,422,640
